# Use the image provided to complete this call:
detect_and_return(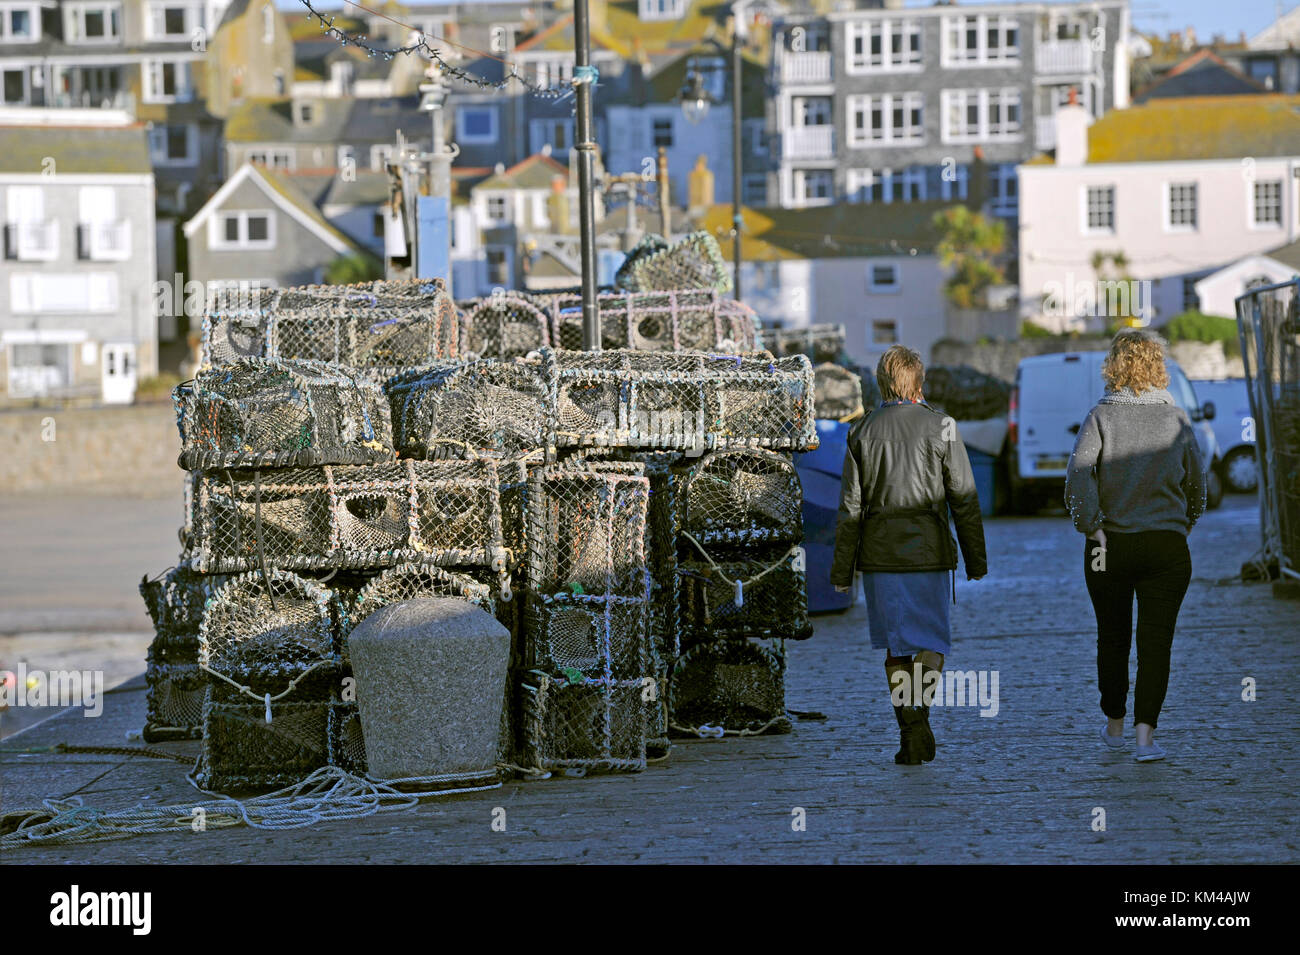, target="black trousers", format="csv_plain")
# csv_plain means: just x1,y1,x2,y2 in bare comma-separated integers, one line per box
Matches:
1083,530,1192,729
